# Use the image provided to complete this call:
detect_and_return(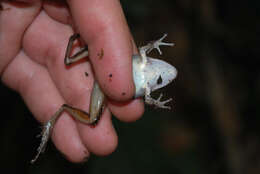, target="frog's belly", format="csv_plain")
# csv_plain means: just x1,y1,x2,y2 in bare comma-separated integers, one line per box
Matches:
133,69,146,98
132,55,146,98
